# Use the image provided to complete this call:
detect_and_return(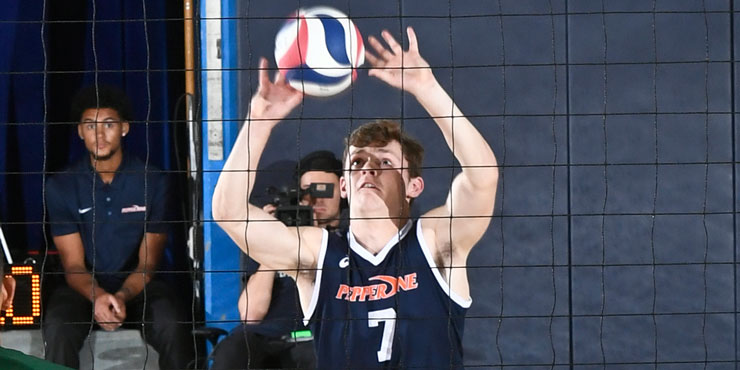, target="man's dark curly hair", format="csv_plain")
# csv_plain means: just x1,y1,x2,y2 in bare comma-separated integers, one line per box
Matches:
70,84,134,123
